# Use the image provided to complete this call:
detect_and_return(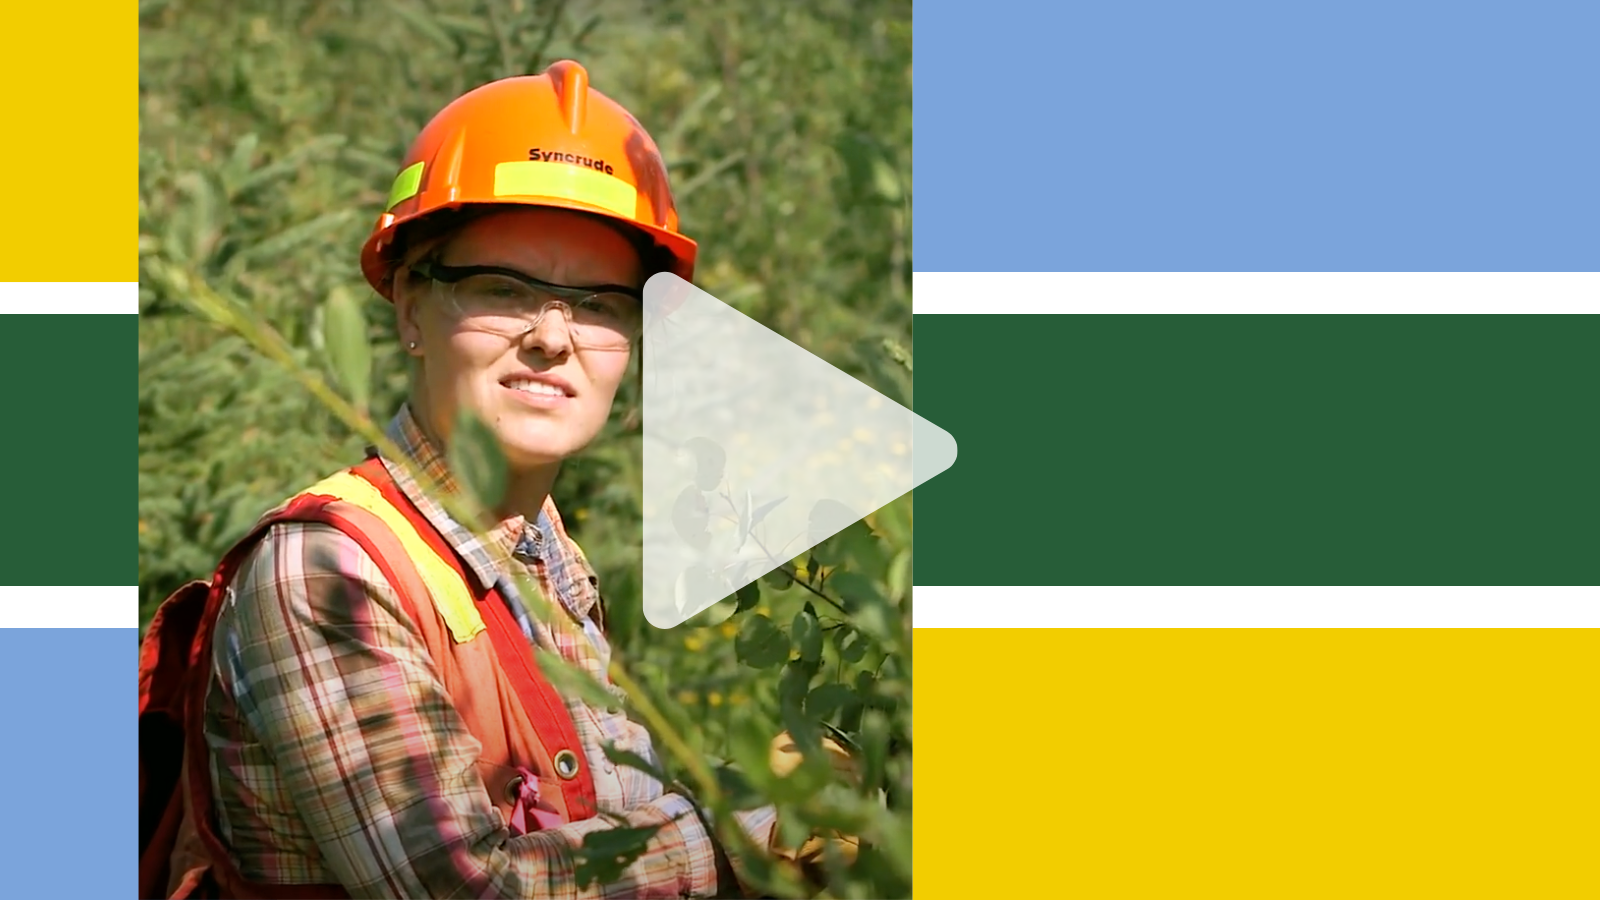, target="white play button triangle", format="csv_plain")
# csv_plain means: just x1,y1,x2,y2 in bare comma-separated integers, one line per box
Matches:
639,272,957,628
